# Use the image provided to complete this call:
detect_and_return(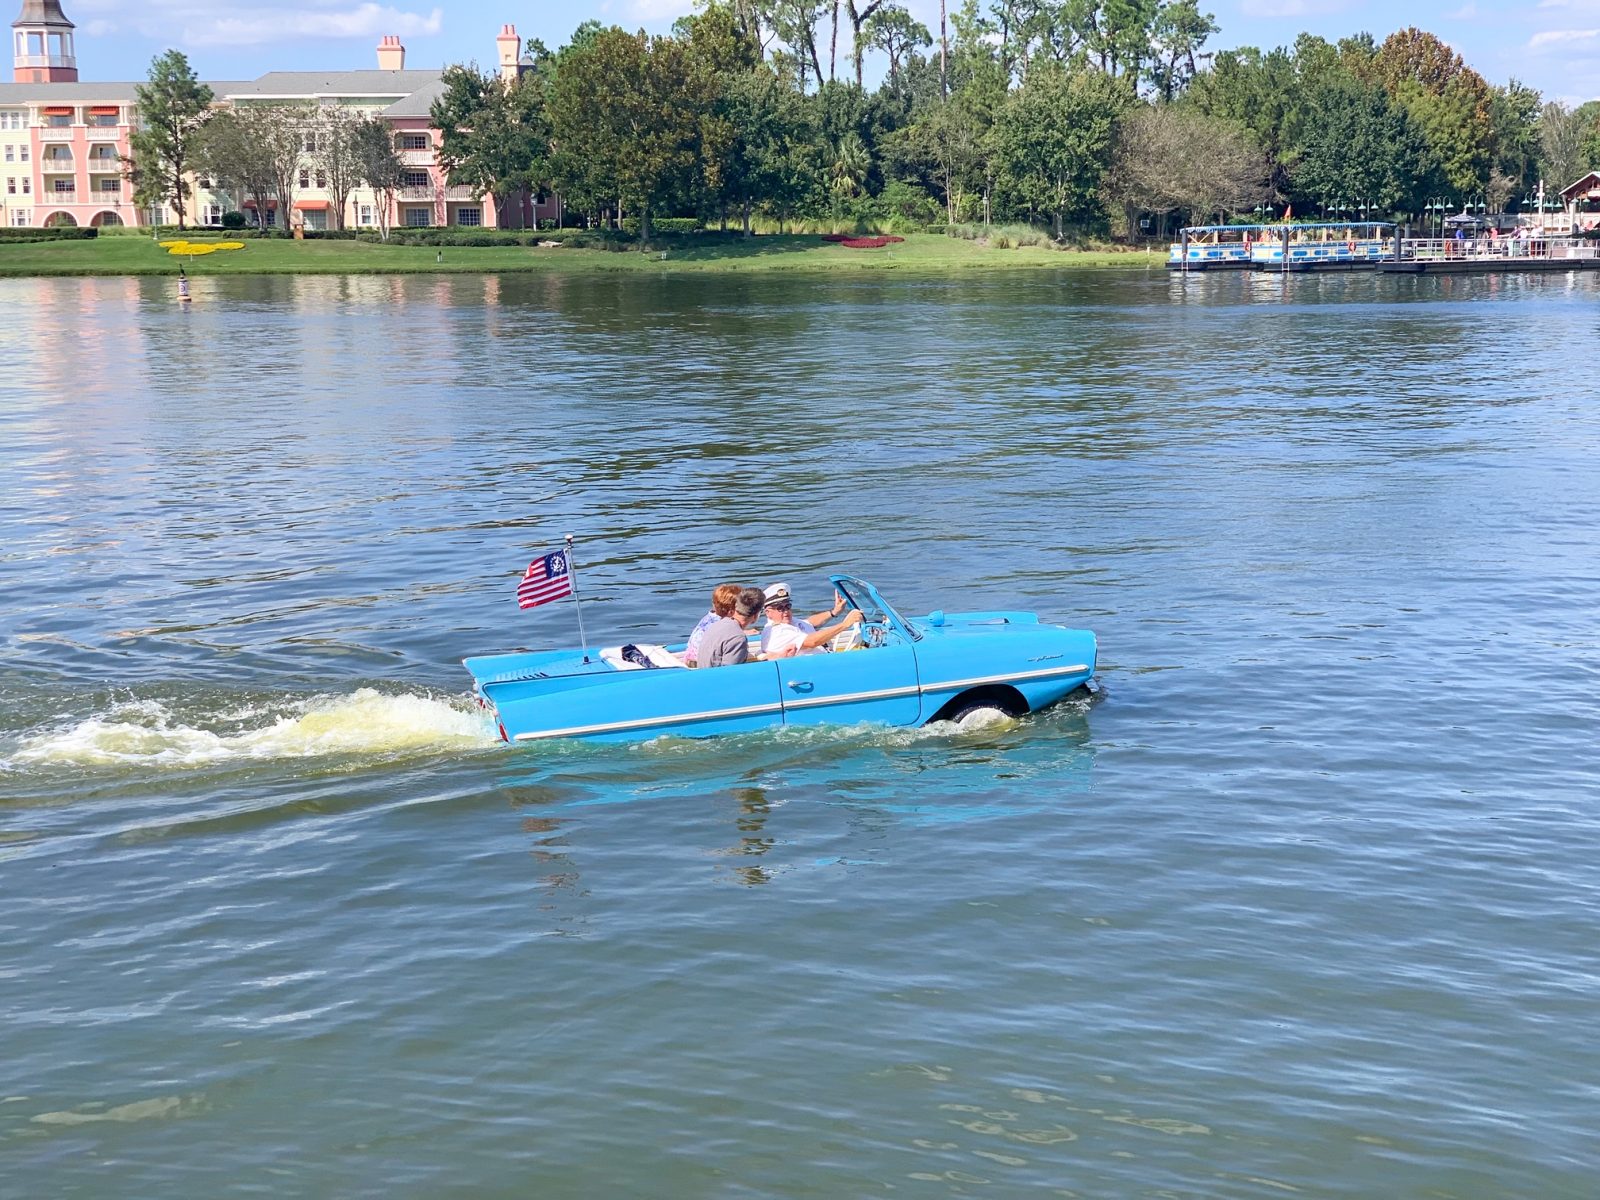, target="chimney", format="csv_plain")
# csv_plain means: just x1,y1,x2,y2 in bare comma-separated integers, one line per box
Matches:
496,23,520,83
376,34,405,71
